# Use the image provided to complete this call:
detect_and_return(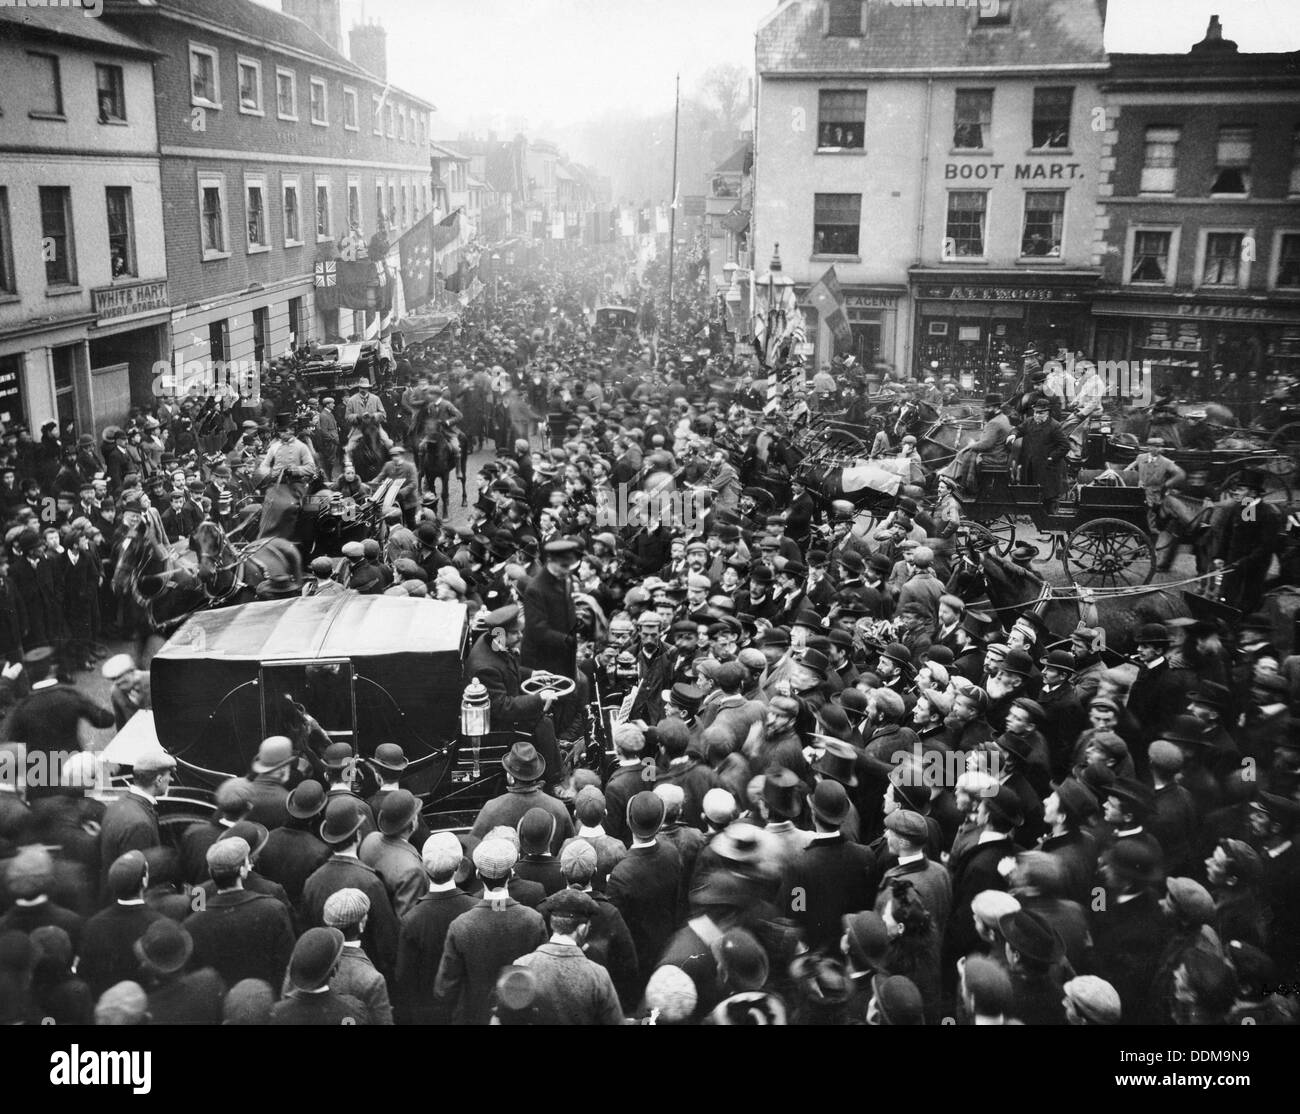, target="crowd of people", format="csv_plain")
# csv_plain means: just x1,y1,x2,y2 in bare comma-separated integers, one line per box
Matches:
0,246,1298,1027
